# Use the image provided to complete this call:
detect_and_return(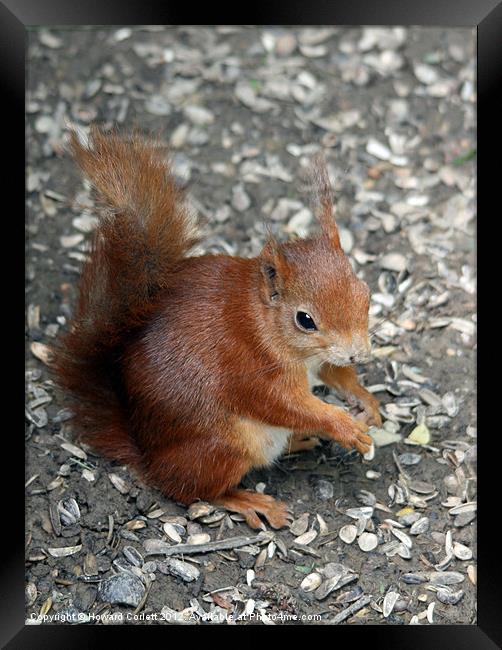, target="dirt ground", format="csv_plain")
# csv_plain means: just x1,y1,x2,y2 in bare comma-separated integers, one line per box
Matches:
25,26,476,625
